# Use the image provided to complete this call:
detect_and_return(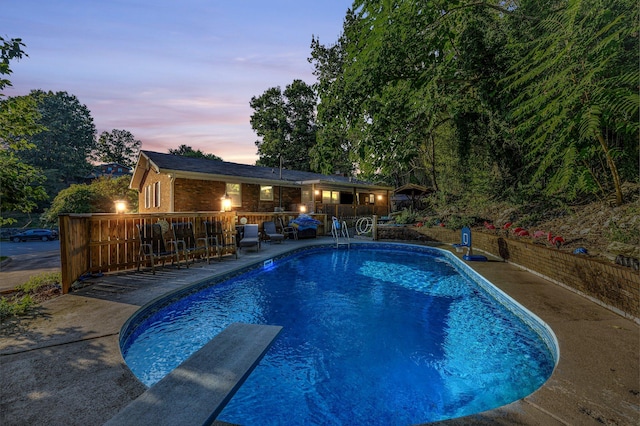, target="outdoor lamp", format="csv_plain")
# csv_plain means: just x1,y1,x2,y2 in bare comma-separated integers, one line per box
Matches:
114,200,127,214
299,205,307,213
377,194,383,201
221,193,232,212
